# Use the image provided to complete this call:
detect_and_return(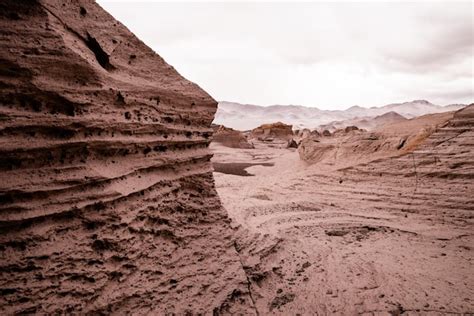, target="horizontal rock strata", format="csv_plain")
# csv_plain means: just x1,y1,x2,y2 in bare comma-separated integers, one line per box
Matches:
0,1,254,314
